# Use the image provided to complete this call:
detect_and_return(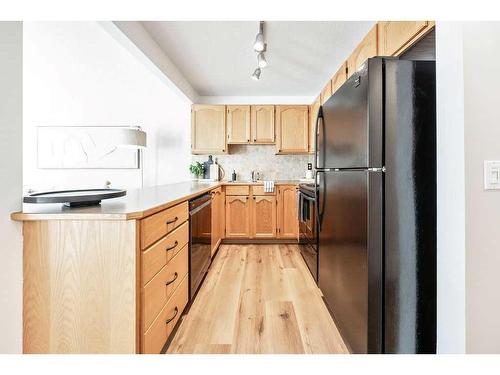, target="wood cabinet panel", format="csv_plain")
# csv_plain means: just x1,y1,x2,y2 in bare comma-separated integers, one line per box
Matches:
23,220,137,354
227,105,251,144
275,105,309,154
252,185,276,196
331,61,348,94
377,21,434,56
141,221,188,285
225,195,250,238
225,185,250,196
142,245,188,331
140,201,188,250
251,195,277,238
191,105,227,154
251,105,275,143
347,24,378,78
142,274,188,354
277,185,298,239
309,96,321,154
320,81,332,105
